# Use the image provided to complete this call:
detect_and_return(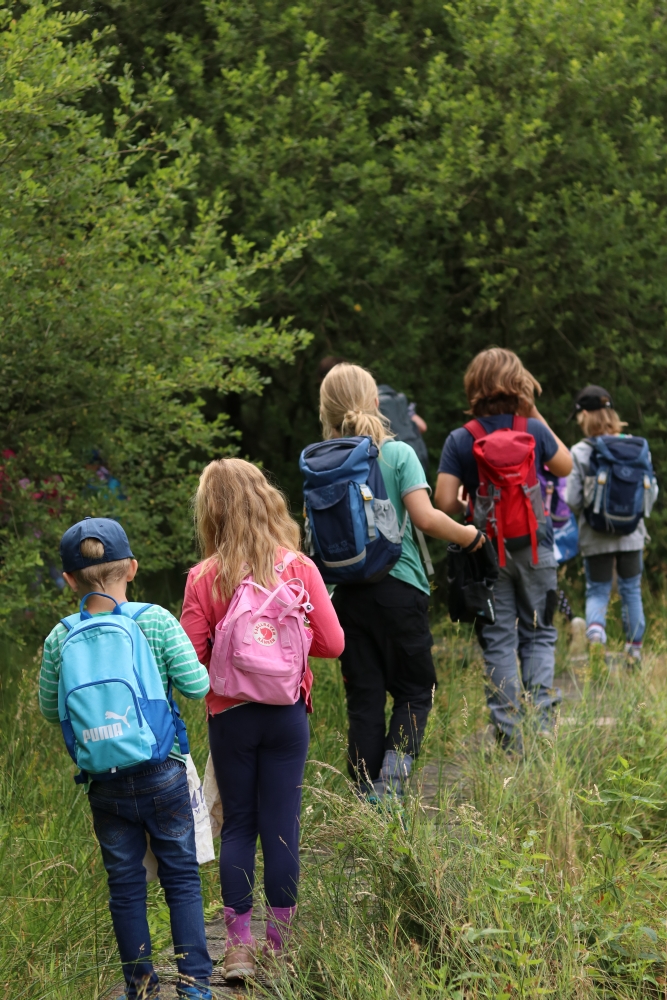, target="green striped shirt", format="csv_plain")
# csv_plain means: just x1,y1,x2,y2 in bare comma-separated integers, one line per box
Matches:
39,605,209,762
